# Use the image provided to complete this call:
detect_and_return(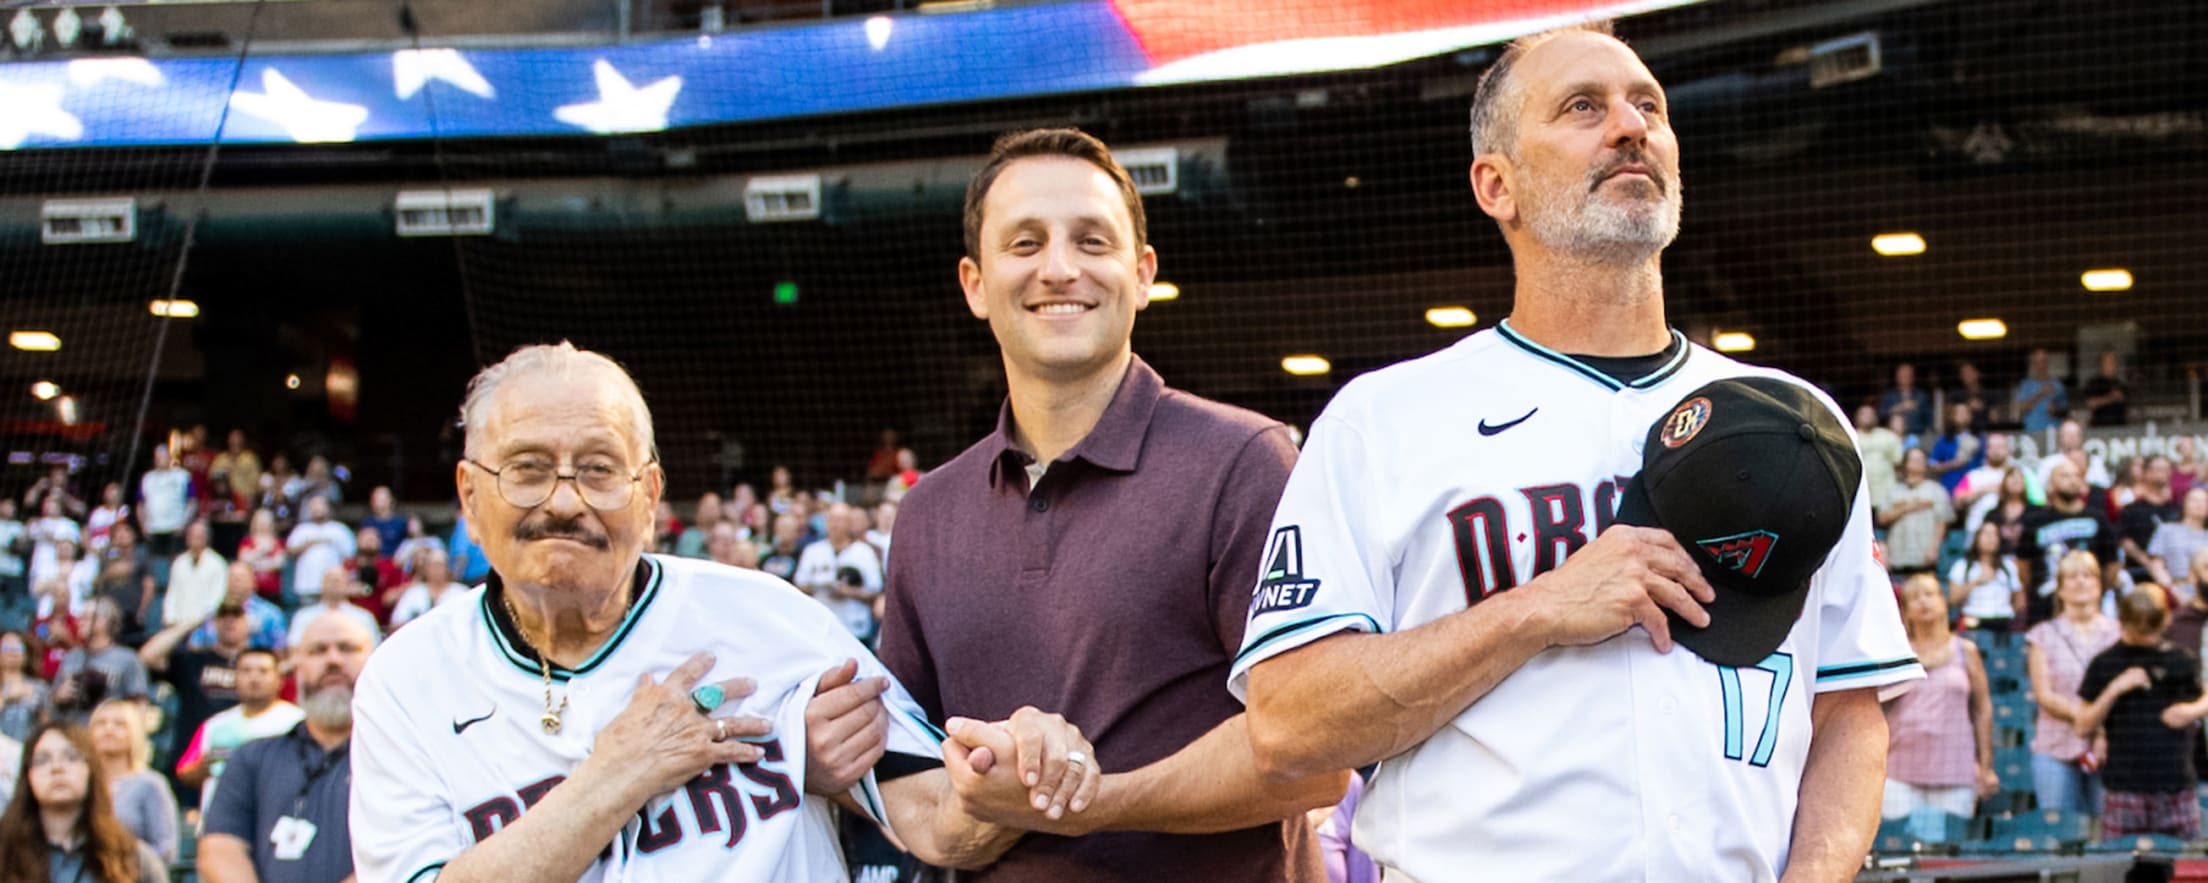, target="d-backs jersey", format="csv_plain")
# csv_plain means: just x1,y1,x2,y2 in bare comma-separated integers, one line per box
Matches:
352,554,942,883
1228,321,1922,883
